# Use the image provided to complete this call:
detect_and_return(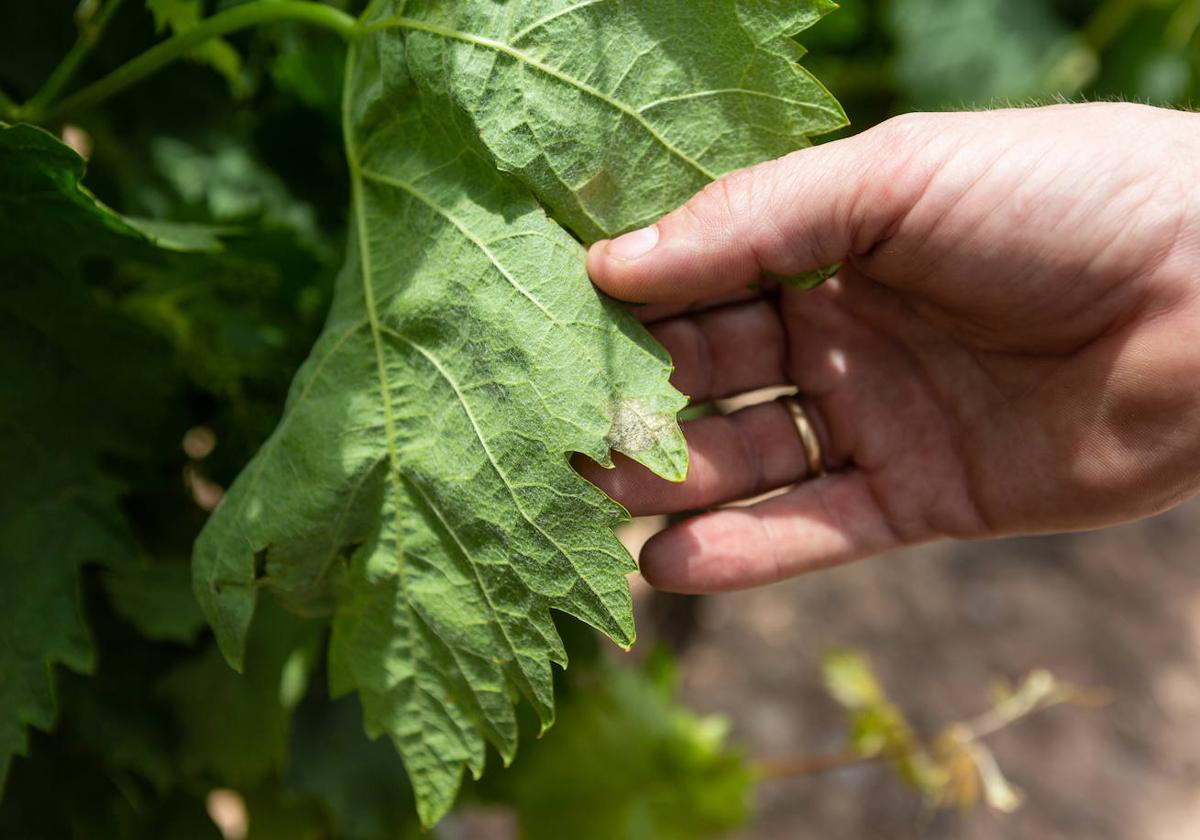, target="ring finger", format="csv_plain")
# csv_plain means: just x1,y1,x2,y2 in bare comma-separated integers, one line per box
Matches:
578,298,826,515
